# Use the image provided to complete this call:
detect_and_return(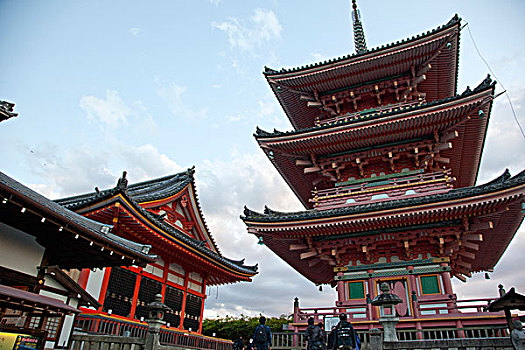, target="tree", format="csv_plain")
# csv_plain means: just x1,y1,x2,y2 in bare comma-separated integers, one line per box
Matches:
202,314,292,341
